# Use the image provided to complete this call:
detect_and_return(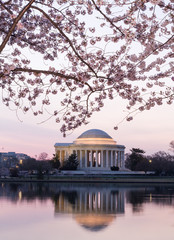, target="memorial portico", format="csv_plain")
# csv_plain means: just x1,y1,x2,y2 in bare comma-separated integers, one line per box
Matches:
54,129,125,171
